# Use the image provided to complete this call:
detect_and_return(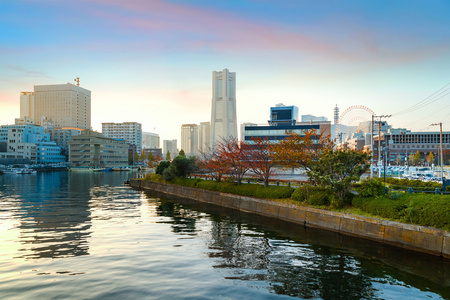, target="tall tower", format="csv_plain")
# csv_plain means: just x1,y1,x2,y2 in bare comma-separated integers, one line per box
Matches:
210,68,237,147
333,105,339,125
